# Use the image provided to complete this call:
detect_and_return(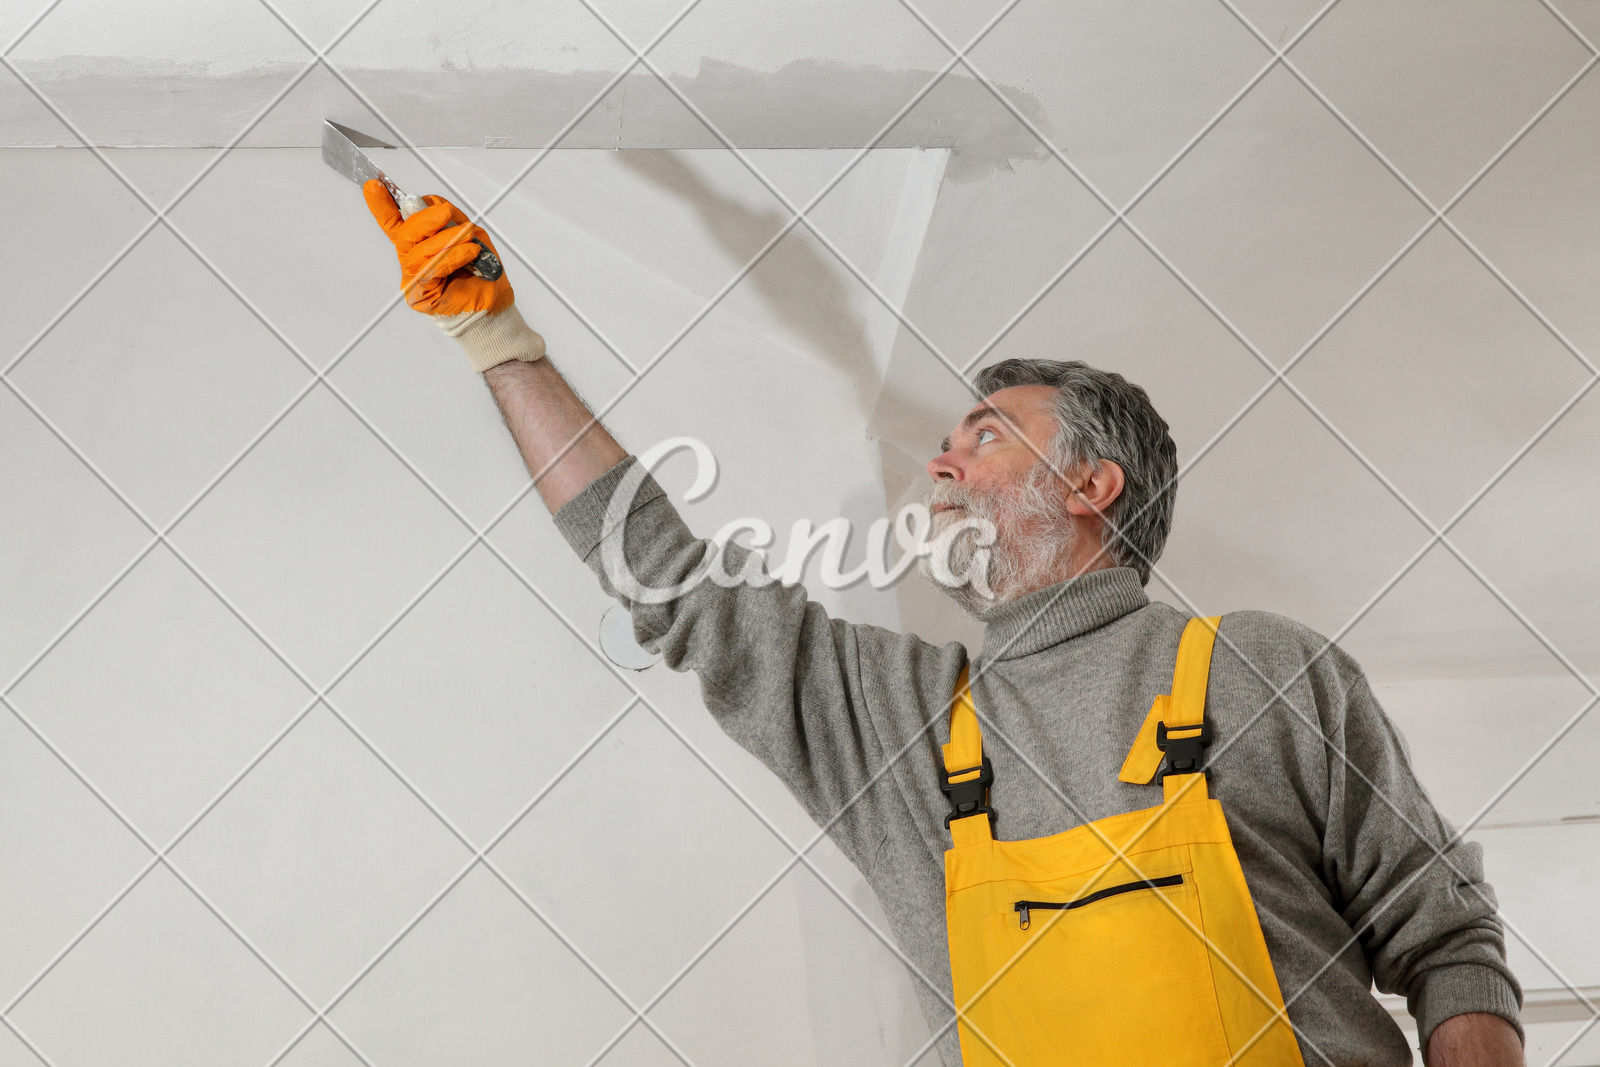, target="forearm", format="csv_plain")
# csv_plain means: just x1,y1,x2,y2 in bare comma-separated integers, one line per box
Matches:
1424,1012,1524,1066
483,356,627,514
